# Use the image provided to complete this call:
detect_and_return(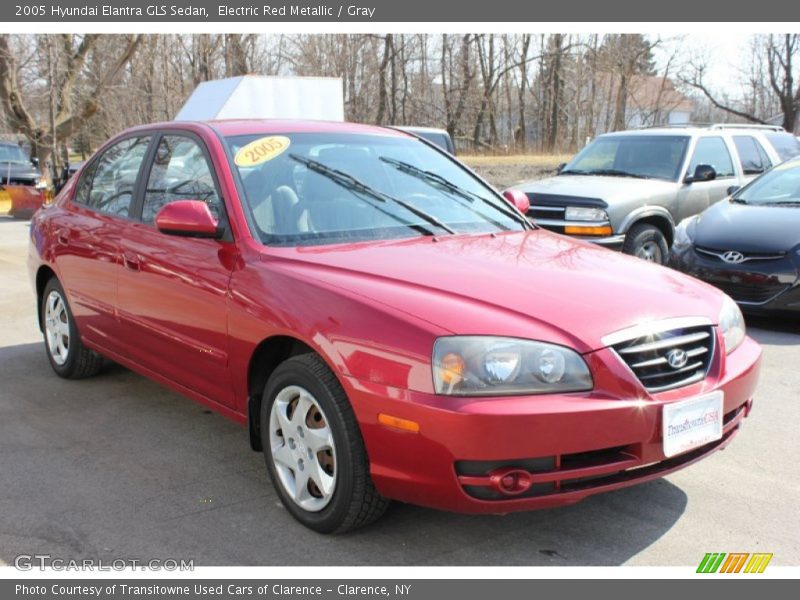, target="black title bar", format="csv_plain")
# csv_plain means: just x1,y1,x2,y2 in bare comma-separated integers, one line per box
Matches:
5,0,800,22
